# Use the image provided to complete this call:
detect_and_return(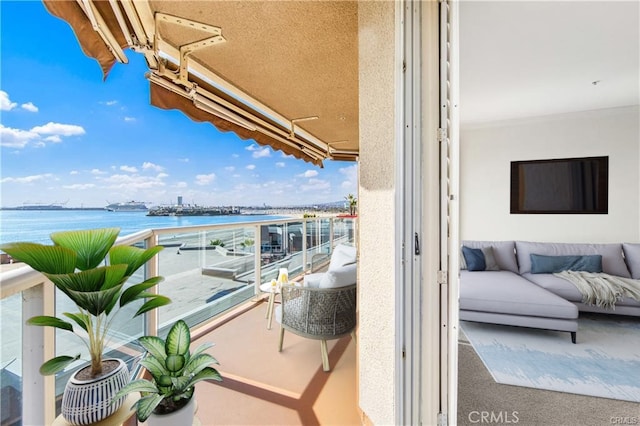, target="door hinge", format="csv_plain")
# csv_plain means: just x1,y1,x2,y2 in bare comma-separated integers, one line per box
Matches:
437,270,448,285
437,412,447,426
437,127,447,142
